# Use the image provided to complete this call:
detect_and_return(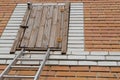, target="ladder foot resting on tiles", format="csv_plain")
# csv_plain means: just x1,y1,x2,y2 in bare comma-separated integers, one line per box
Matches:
0,48,50,80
